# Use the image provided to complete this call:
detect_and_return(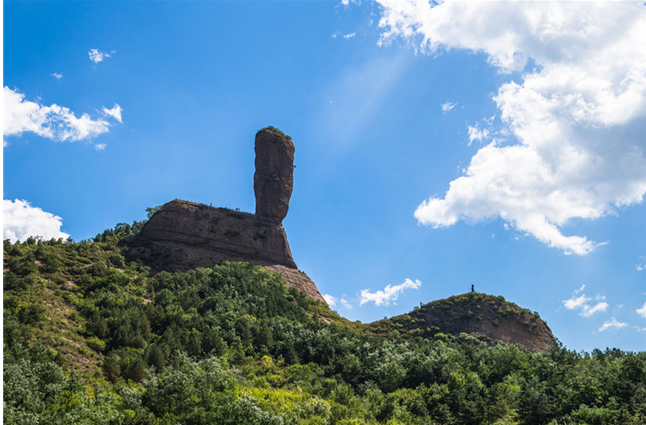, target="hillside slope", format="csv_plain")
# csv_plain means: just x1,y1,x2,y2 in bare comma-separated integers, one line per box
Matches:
4,230,646,424
370,292,556,352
